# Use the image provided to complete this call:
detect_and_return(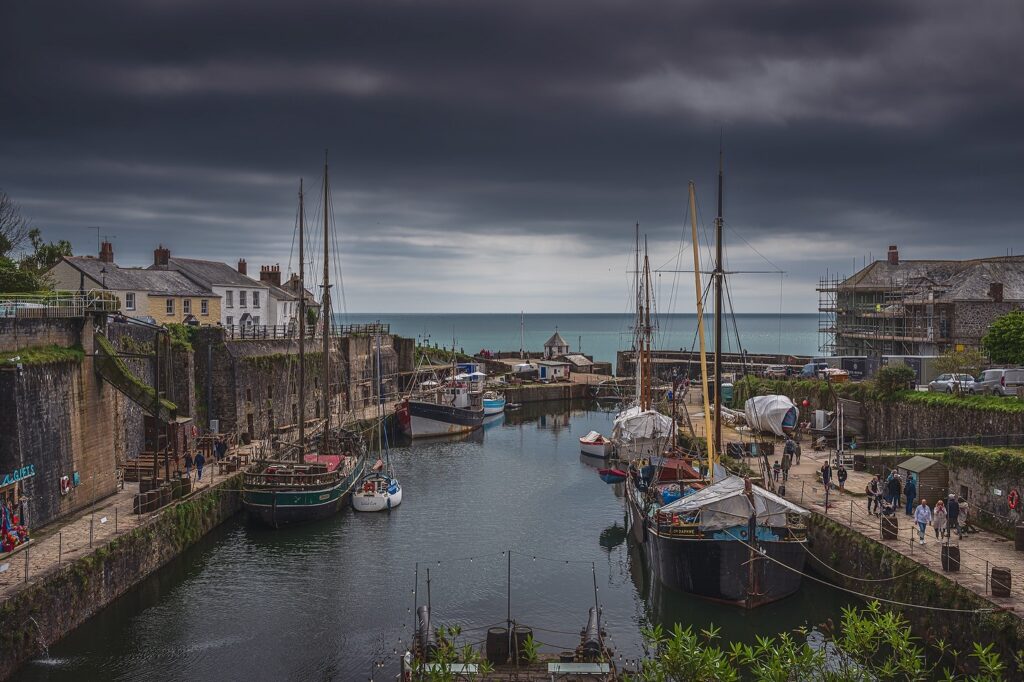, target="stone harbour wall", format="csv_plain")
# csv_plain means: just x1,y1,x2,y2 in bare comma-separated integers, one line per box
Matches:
863,400,1024,448
0,474,244,681
0,318,79,353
